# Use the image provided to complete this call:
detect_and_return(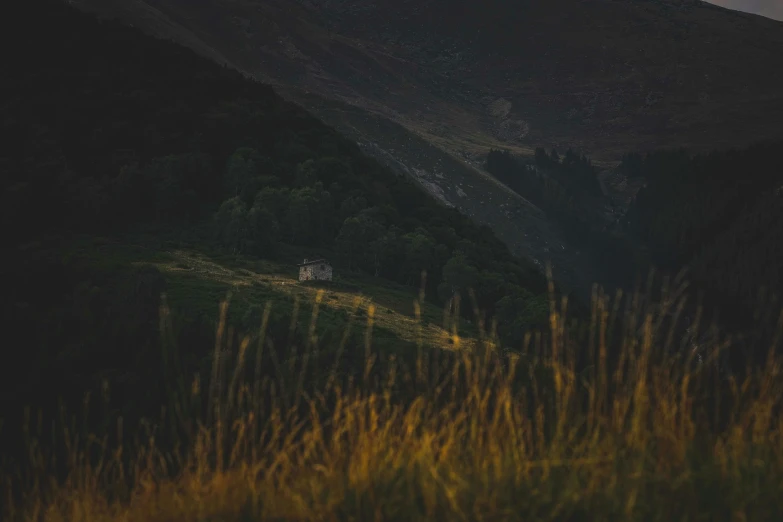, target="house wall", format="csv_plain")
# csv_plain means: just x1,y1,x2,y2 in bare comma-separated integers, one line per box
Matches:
299,263,333,281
